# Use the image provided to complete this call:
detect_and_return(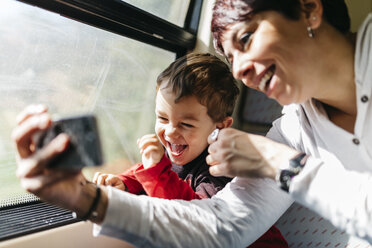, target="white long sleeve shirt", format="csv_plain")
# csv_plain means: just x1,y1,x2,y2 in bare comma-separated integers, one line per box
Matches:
279,13,372,242
94,14,372,247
